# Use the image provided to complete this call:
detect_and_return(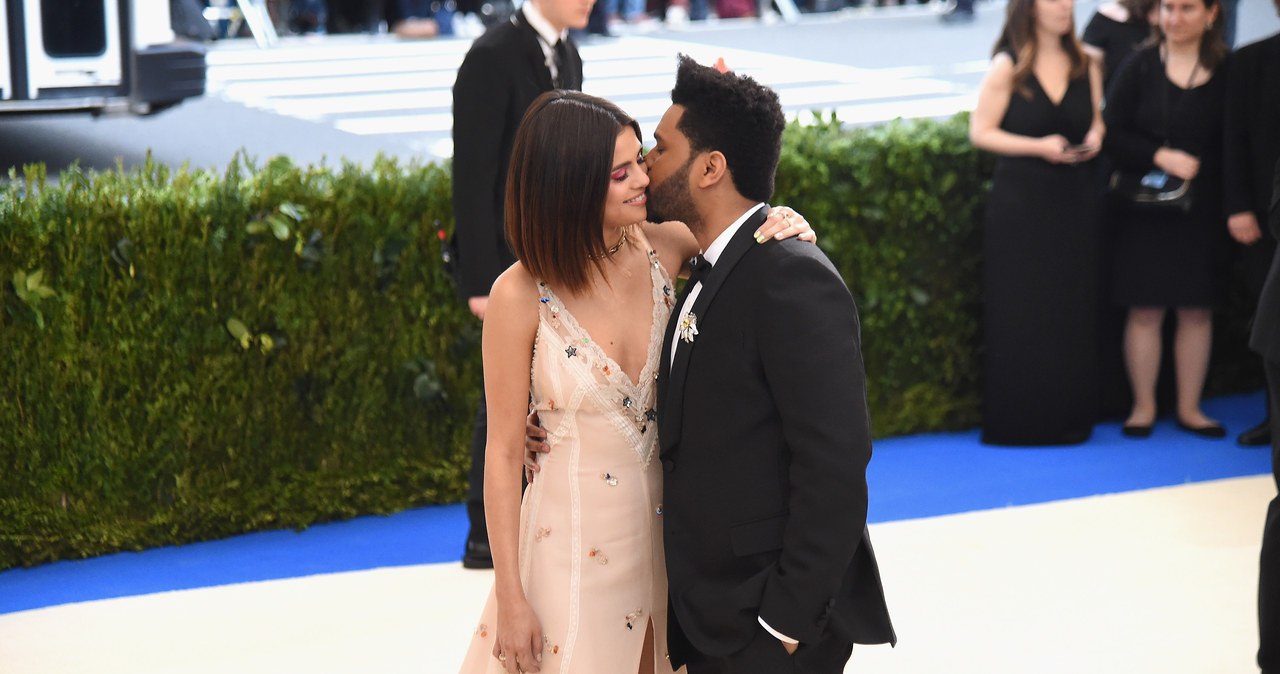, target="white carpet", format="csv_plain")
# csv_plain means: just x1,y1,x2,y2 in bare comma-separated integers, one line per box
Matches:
1,475,1271,674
